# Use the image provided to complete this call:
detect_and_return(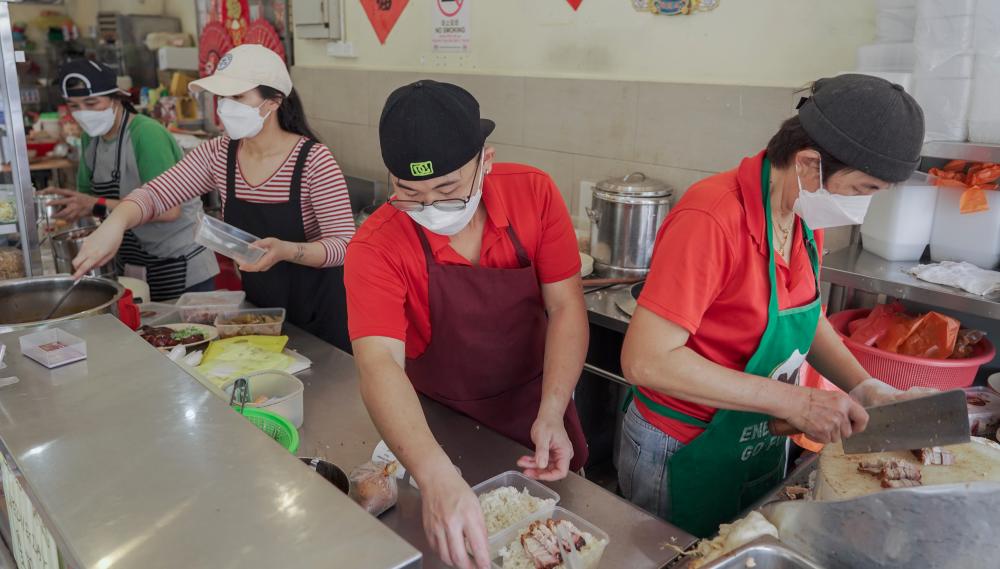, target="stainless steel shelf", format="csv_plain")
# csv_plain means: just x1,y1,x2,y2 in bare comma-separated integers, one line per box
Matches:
922,141,1000,163
821,245,1000,320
